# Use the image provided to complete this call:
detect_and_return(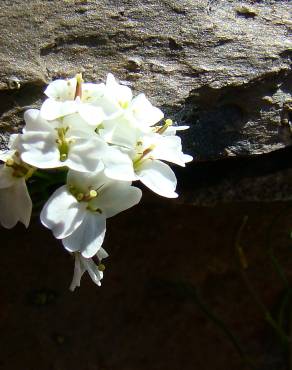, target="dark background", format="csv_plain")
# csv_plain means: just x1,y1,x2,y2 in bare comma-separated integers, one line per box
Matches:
1,193,292,370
